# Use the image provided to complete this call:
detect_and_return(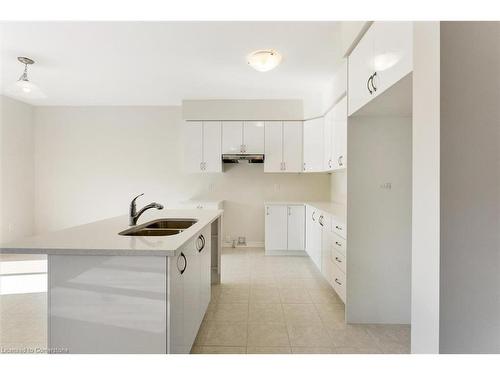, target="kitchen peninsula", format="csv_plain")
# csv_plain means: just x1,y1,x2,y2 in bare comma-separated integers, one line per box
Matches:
0,208,223,354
